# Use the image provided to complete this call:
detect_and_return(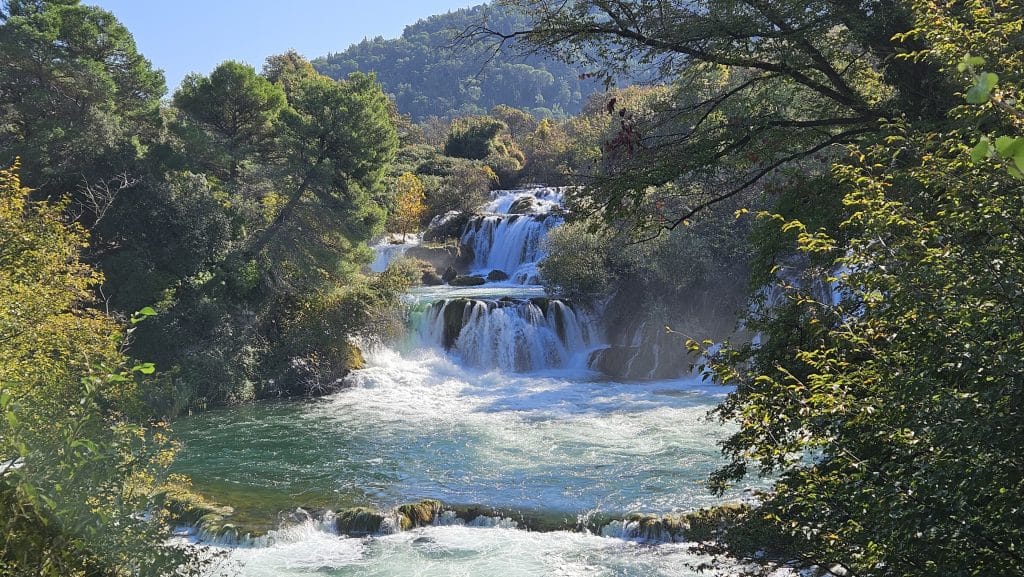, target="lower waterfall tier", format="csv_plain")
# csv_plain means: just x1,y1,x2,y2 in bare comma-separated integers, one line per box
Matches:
415,297,597,371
